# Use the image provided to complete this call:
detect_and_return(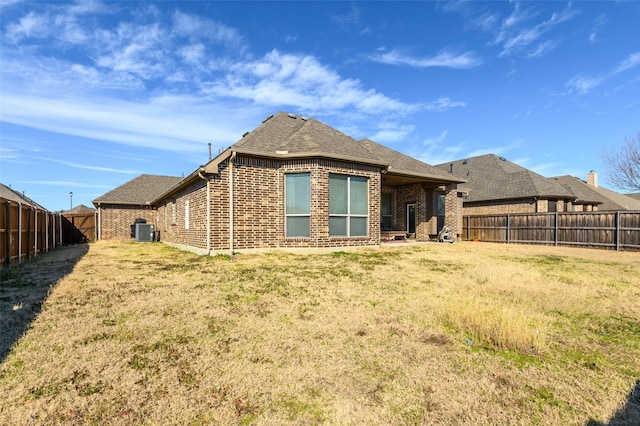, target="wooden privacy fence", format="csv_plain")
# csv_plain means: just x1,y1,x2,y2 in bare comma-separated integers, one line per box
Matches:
1,198,95,268
463,211,640,251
